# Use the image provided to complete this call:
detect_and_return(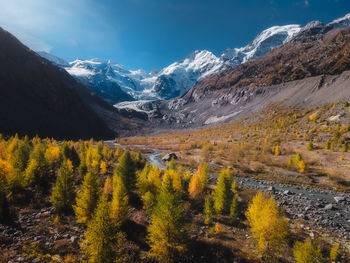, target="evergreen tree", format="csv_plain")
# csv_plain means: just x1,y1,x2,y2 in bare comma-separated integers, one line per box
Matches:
204,195,214,225
51,160,75,215
111,175,129,226
74,172,101,224
147,173,186,262
81,195,126,263
213,168,232,214
114,151,135,192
